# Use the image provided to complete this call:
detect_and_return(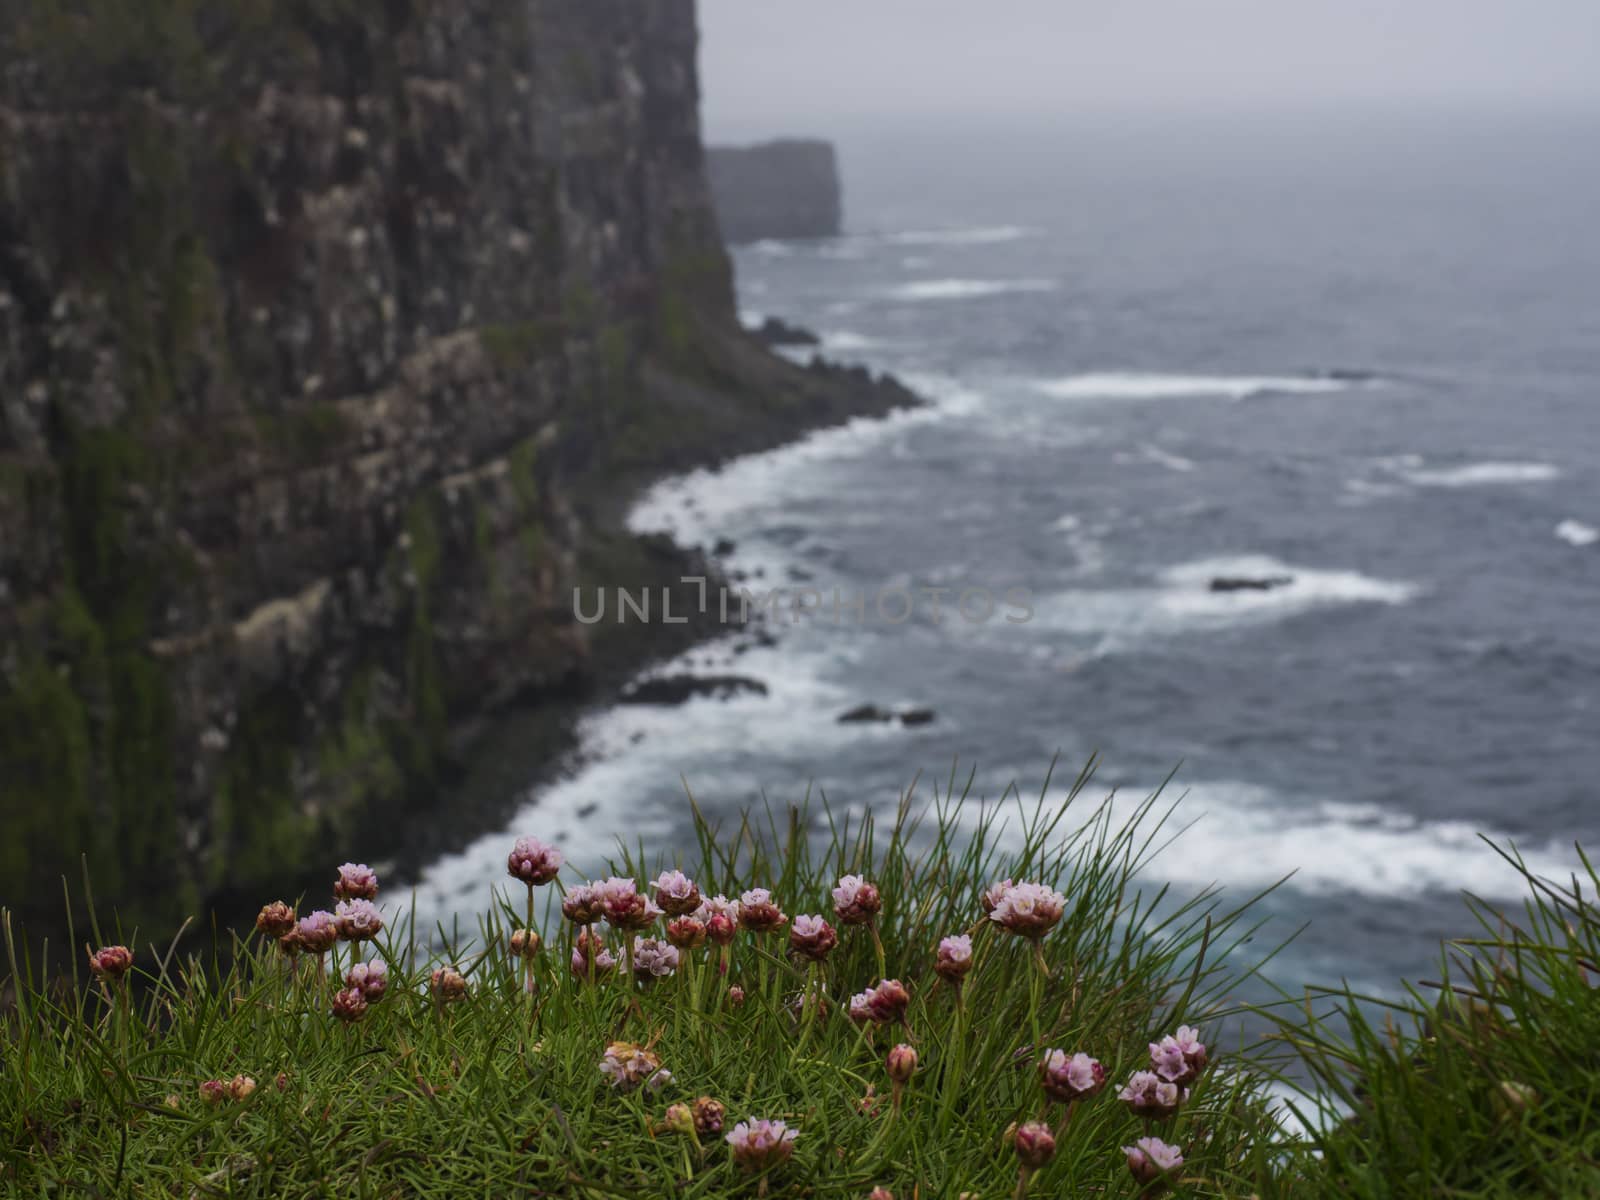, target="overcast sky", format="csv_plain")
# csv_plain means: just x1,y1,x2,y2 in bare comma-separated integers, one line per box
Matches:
699,0,1600,139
